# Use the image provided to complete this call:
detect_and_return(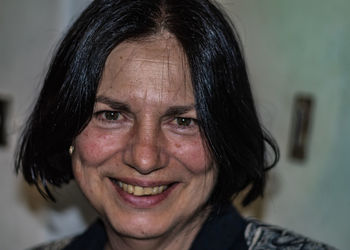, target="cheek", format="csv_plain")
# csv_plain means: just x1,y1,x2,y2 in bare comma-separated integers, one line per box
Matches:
171,137,212,174
74,127,125,166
